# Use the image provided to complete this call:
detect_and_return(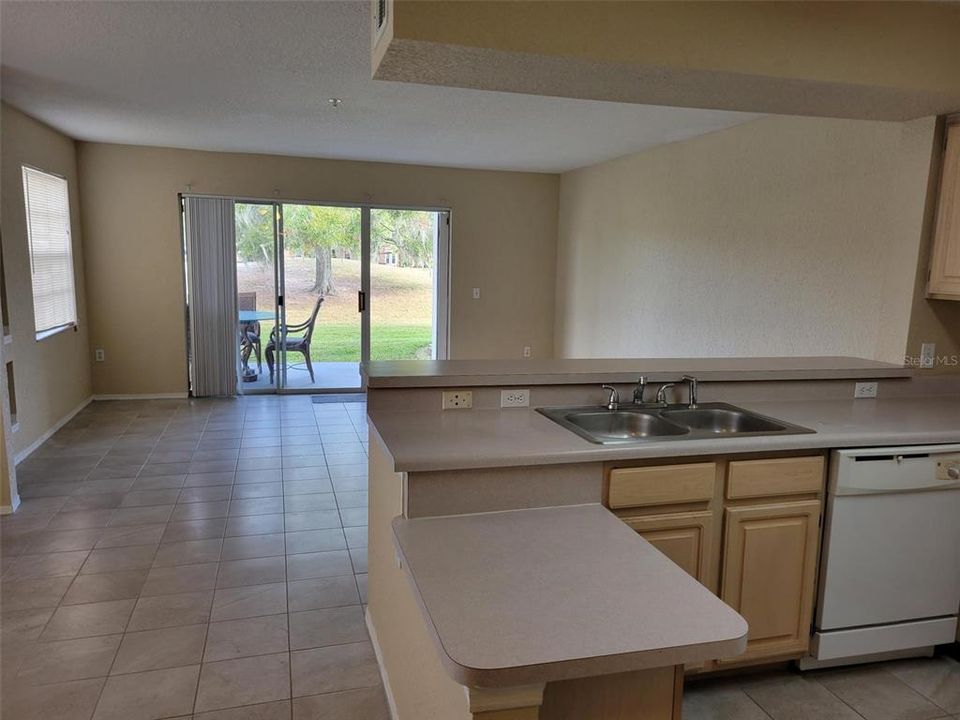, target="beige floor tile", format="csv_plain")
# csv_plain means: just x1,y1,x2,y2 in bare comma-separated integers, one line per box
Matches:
41,599,136,641
171,500,230,521
335,491,368,509
161,518,228,543
195,652,291,712
356,573,368,603
16,634,122,685
887,657,960,714
112,623,207,674
193,699,291,720
141,562,219,596
128,590,214,631
283,510,341,532
285,493,337,512
292,686,390,720
289,605,368,651
0,607,55,641
93,664,200,720
62,569,149,605
229,497,284,517
180,485,234,503
349,547,368,573
339,507,368,528
286,549,353,581
204,614,288,661
5,550,89,579
1,676,105,720
46,509,115,530
343,526,368,549
216,556,286,588
211,583,287,622
95,524,166,548
331,476,367,493
231,483,282,499
744,674,865,720
291,641,380,697
287,576,359,613
153,538,223,566
221,533,285,561
25,528,103,553
284,528,345,554
108,505,174,527
283,479,334,495
683,682,772,720
224,513,284,537
1,575,73,611
82,544,158,573
815,665,946,720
